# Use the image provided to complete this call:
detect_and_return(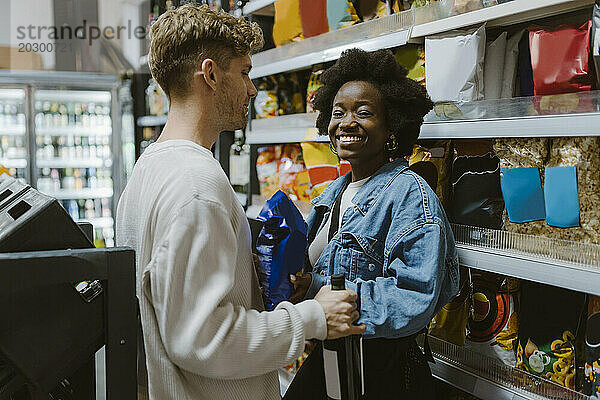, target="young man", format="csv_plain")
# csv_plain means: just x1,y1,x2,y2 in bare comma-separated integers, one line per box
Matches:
116,5,365,399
